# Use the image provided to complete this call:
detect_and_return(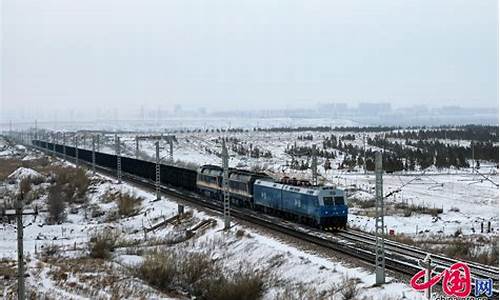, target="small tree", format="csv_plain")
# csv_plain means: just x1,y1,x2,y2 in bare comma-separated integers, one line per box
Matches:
19,178,32,196
47,185,66,224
